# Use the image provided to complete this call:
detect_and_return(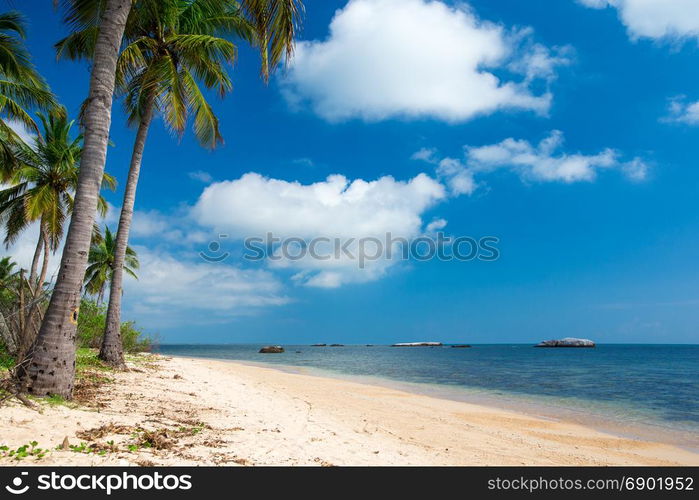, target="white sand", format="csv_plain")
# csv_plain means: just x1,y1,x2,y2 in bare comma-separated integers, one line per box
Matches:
1,355,697,466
